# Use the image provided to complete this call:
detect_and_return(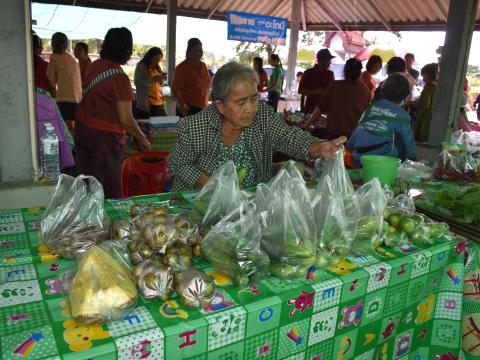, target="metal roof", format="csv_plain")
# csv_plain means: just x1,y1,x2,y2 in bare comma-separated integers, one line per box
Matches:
34,0,480,31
